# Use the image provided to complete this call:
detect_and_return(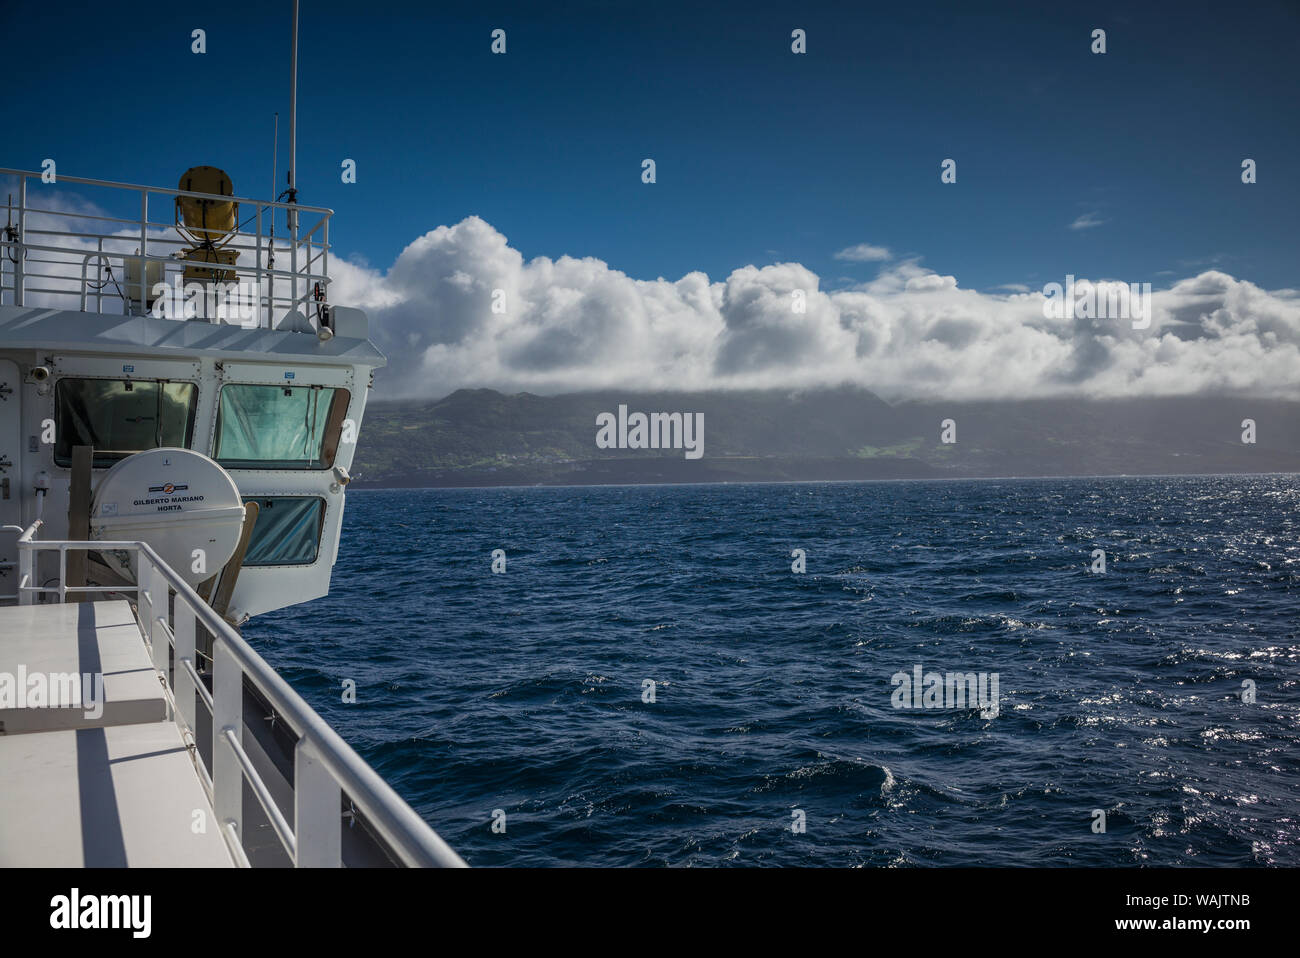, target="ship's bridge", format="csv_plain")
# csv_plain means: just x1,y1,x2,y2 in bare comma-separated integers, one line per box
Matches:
0,167,386,624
